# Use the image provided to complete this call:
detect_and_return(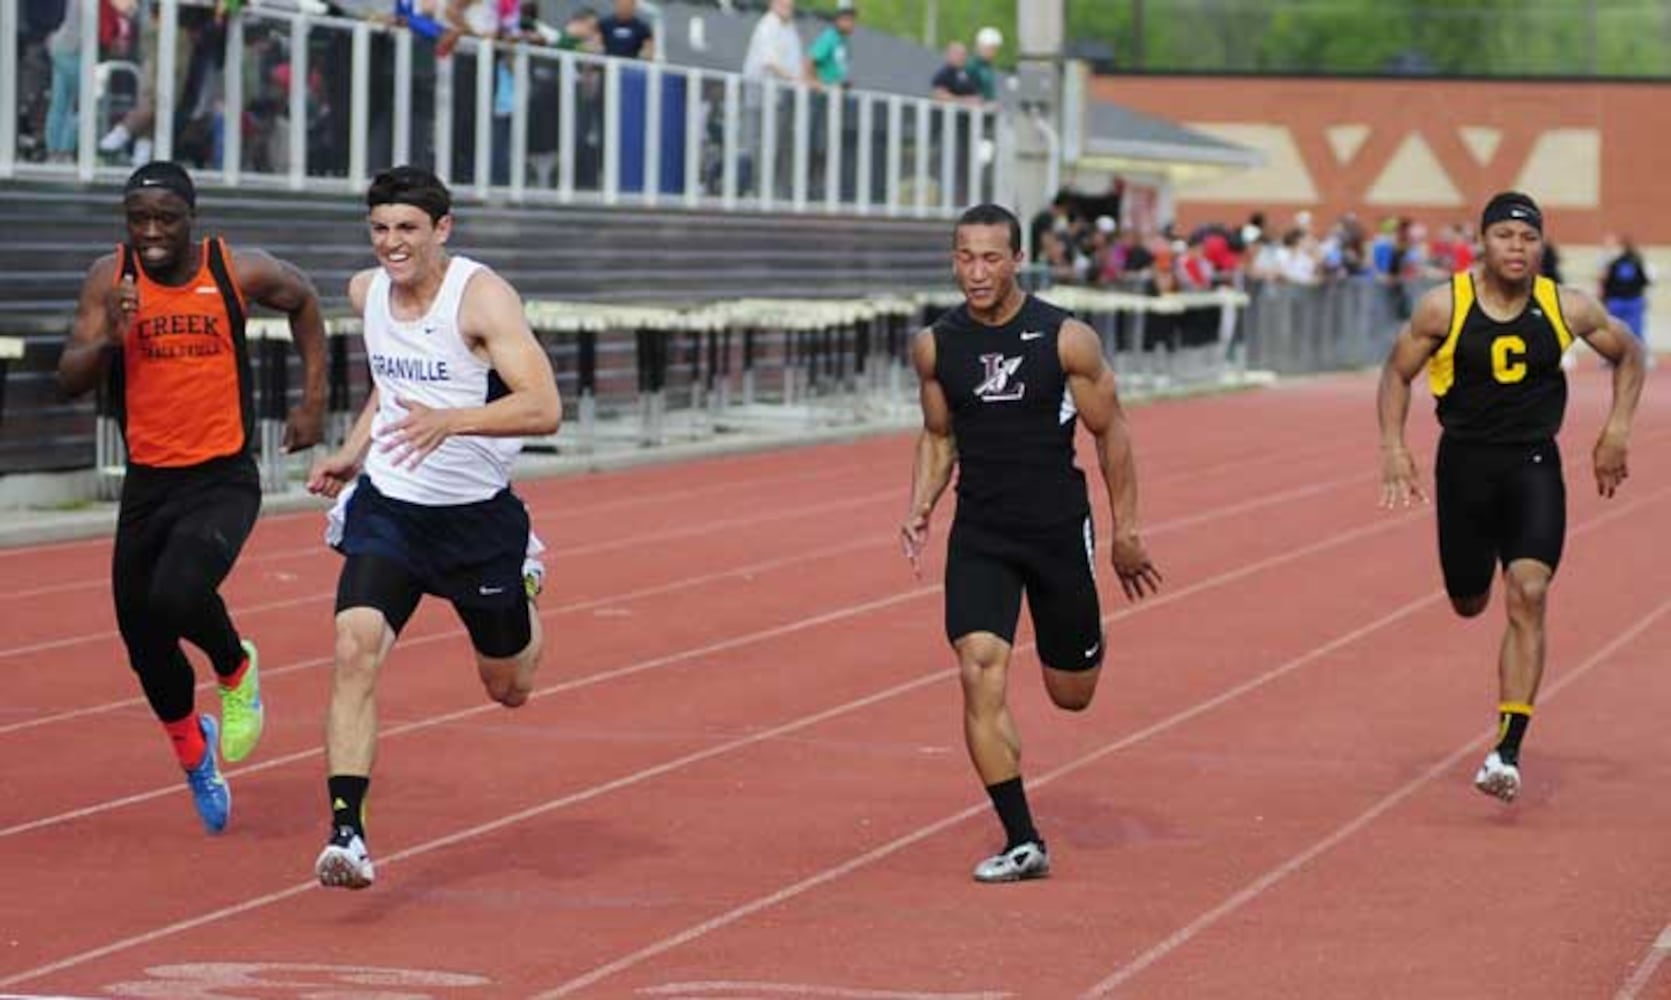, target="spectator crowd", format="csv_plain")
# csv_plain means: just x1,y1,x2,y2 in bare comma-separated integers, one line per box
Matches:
1029,186,1653,350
